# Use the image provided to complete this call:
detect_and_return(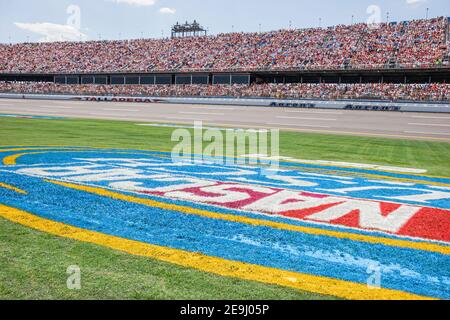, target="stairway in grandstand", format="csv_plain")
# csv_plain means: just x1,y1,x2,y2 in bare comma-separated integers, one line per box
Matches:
387,57,398,69
348,28,369,69
443,17,450,65
446,17,450,44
